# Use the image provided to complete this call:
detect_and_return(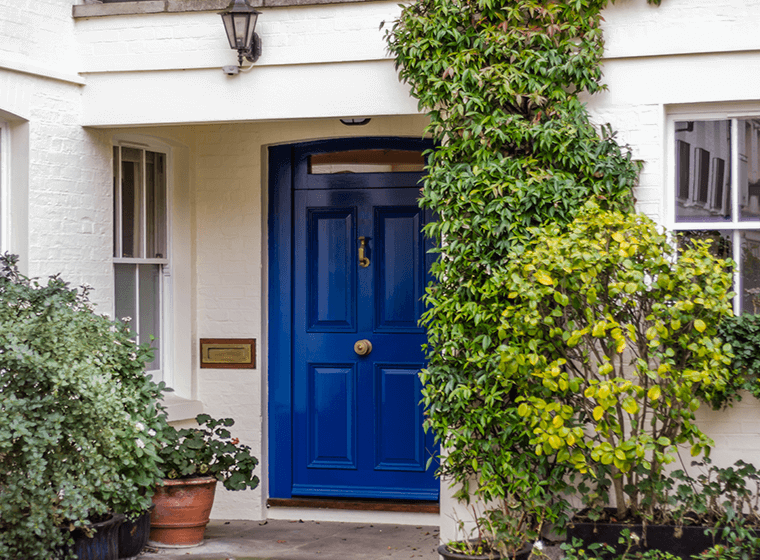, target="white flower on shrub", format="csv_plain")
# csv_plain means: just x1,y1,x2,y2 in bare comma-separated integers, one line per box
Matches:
135,422,145,432
136,438,145,448
148,429,156,437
